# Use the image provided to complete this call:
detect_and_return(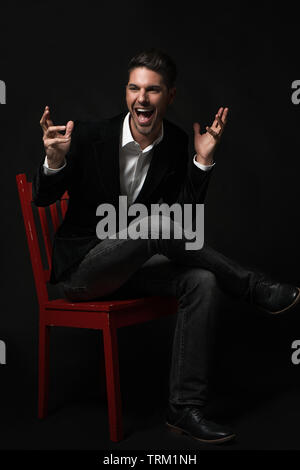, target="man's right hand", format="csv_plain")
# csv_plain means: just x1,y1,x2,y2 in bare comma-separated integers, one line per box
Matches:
40,105,74,169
